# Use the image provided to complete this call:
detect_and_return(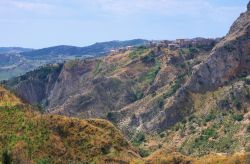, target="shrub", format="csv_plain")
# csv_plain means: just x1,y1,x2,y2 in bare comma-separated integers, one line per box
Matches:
159,133,165,138
151,91,157,97
101,145,111,155
189,47,199,54
139,62,161,85
219,99,230,109
247,125,250,133
2,150,12,164
235,101,241,109
132,132,146,146
94,60,102,75
107,112,116,122
157,98,164,108
232,114,244,121
163,75,183,99
205,113,216,122
131,90,143,102
179,49,185,55
224,43,236,52
141,52,155,63
36,157,51,164
139,148,150,157
129,48,147,59
231,94,241,109
203,128,216,138
188,115,196,122
245,78,250,85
